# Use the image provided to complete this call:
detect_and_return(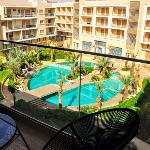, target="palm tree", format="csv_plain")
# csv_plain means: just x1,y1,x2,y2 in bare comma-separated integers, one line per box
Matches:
107,44,113,54
58,71,63,110
130,50,138,75
124,48,139,75
132,65,140,94
97,57,112,78
95,81,103,109
120,75,134,100
48,41,58,62
65,52,80,78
